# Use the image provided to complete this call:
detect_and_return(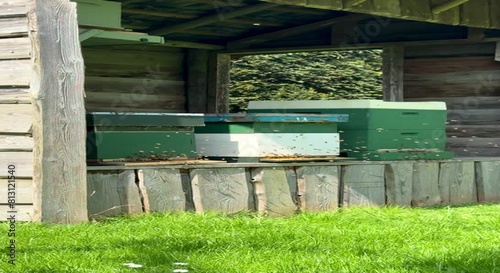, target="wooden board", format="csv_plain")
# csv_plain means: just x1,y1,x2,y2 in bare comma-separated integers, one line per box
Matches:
0,88,30,104
187,49,209,113
191,168,252,213
382,46,404,102
0,0,27,18
0,37,30,60
342,165,385,206
0,152,32,177
405,43,495,58
0,59,30,87
0,16,28,37
438,162,476,205
251,167,298,217
0,178,32,204
0,135,32,151
142,169,186,213
411,162,441,206
0,204,33,222
87,171,142,219
475,161,500,203
296,166,340,211
260,157,338,163
385,162,413,206
405,56,500,74
0,104,32,134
